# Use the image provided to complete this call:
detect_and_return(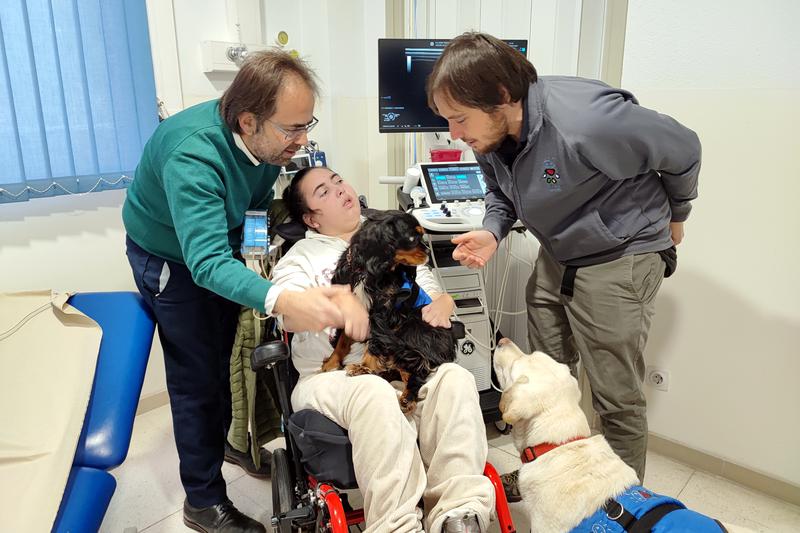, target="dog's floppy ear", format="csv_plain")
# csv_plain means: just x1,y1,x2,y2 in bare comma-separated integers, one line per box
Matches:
499,375,530,425
331,248,352,286
357,219,397,278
